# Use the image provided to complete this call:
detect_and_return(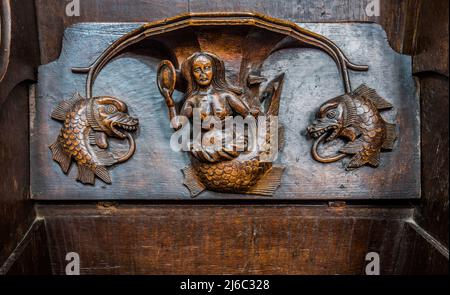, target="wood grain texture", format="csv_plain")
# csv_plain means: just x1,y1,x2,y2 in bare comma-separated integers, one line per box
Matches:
0,0,40,105
34,0,422,65
34,0,189,64
37,204,419,275
189,0,422,55
0,82,35,267
1,220,52,275
0,0,446,275
396,221,448,274
412,0,449,77
31,22,420,200
414,75,449,248
411,0,449,249
0,0,39,268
